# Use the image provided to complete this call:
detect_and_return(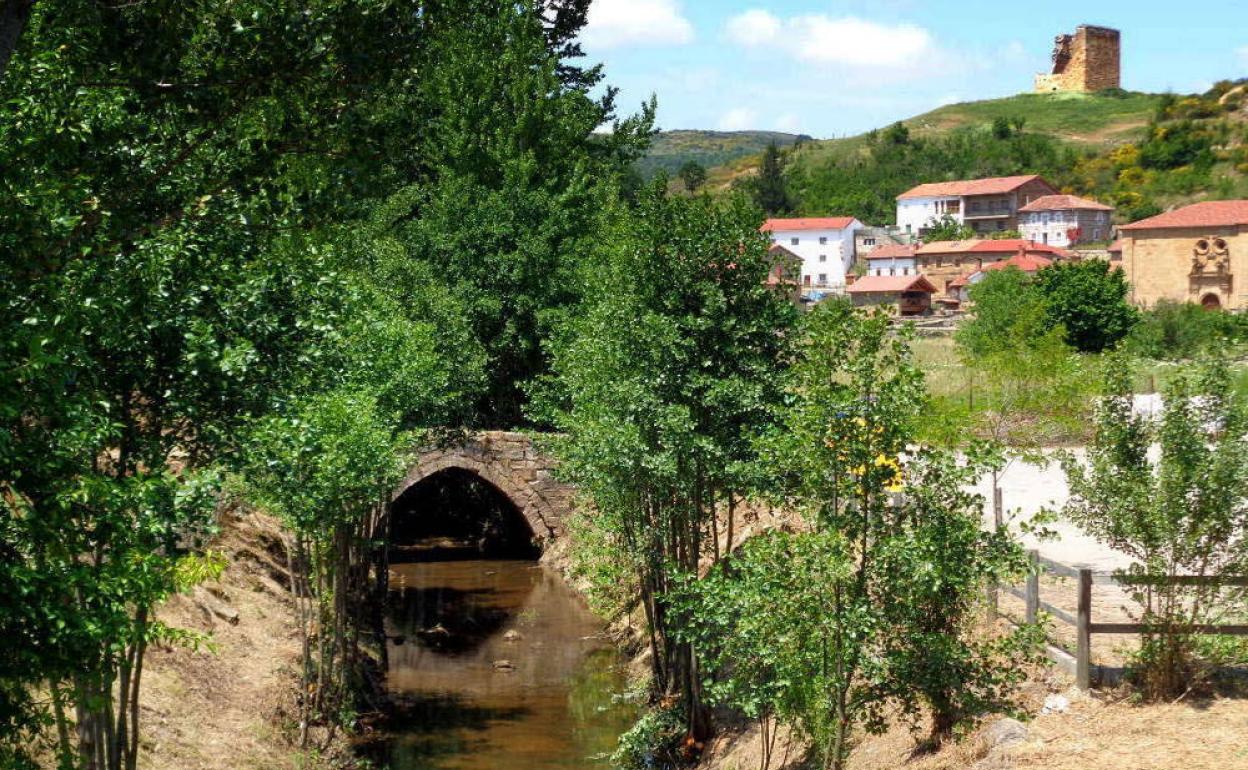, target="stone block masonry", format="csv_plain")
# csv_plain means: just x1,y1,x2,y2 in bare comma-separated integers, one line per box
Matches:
1035,25,1120,94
